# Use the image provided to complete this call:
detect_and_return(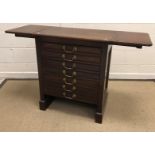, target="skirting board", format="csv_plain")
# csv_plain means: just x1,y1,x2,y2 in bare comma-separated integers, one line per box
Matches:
0,78,5,86
0,72,155,80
